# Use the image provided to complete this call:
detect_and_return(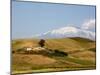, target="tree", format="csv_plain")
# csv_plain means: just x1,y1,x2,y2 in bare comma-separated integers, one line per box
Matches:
38,39,45,47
